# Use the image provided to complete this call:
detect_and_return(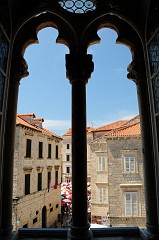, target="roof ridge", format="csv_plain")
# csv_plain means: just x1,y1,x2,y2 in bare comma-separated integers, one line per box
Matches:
93,119,129,132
